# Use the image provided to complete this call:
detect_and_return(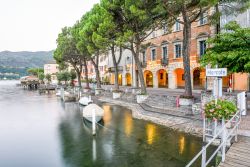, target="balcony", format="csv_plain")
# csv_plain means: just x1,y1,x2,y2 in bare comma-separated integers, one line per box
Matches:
161,58,168,66
108,66,123,73
140,61,147,68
